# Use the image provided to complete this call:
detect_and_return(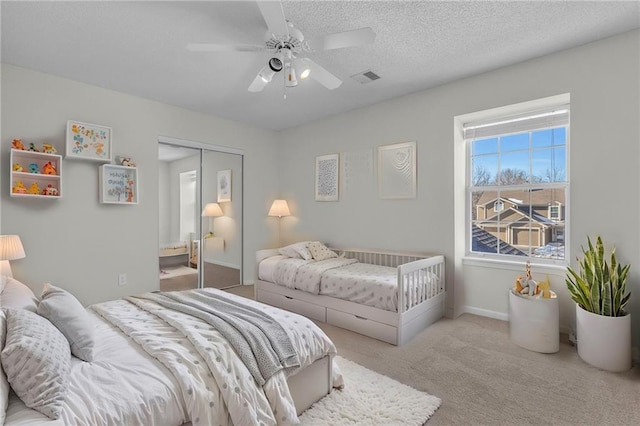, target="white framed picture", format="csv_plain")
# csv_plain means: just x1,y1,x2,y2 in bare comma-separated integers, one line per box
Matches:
378,141,416,199
315,153,339,201
217,169,231,202
66,120,112,162
99,164,138,204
